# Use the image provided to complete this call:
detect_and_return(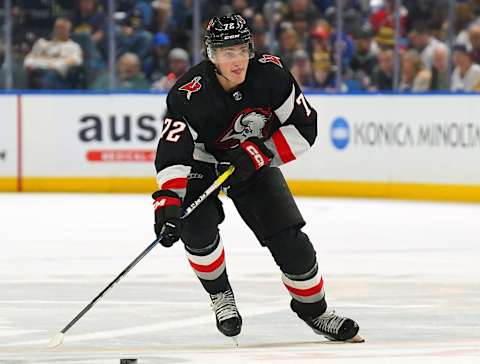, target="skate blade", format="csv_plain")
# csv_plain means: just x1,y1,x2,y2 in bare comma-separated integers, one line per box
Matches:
320,332,365,343
231,336,239,347
346,334,365,343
